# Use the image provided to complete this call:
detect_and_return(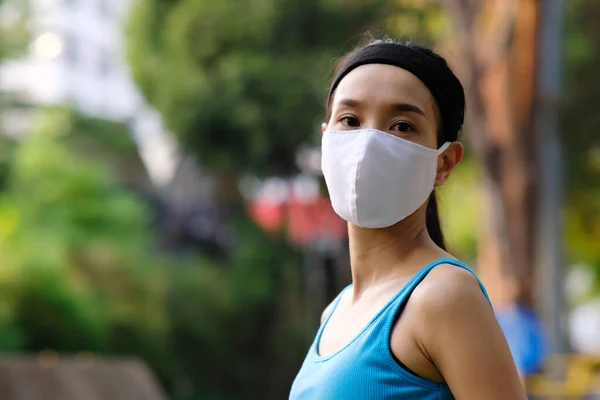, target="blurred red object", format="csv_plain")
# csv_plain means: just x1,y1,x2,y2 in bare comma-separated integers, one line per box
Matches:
248,198,285,233
286,198,347,246
248,196,347,246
